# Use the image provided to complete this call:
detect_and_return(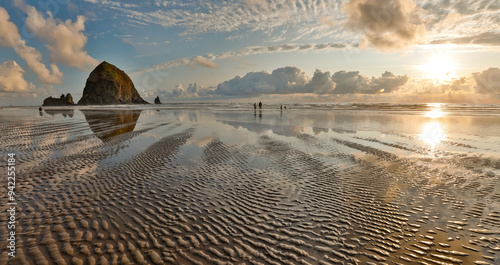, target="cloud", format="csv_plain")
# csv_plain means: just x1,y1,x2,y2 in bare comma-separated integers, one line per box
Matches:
152,66,500,101
188,56,218,69
430,32,500,46
12,0,27,12
344,0,426,50
215,67,408,96
0,60,35,92
215,67,310,96
331,71,370,94
86,0,346,42
306,69,336,94
473,68,500,94
0,7,63,84
401,76,476,94
25,5,99,71
132,42,351,75
331,71,408,94
371,71,410,93
151,83,213,99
